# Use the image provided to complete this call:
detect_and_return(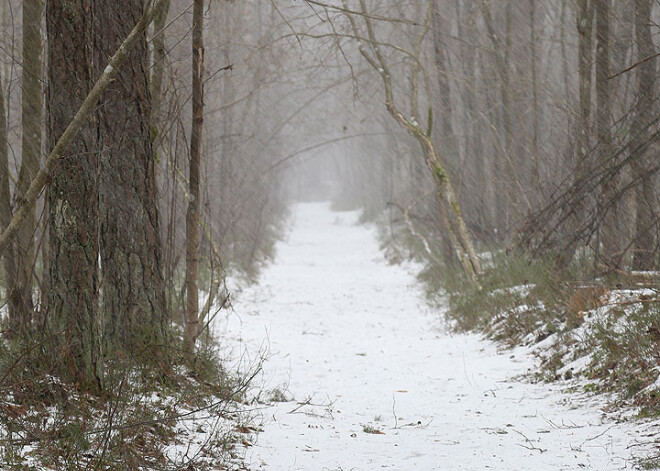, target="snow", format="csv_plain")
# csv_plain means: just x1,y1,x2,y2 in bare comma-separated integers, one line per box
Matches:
216,202,659,470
